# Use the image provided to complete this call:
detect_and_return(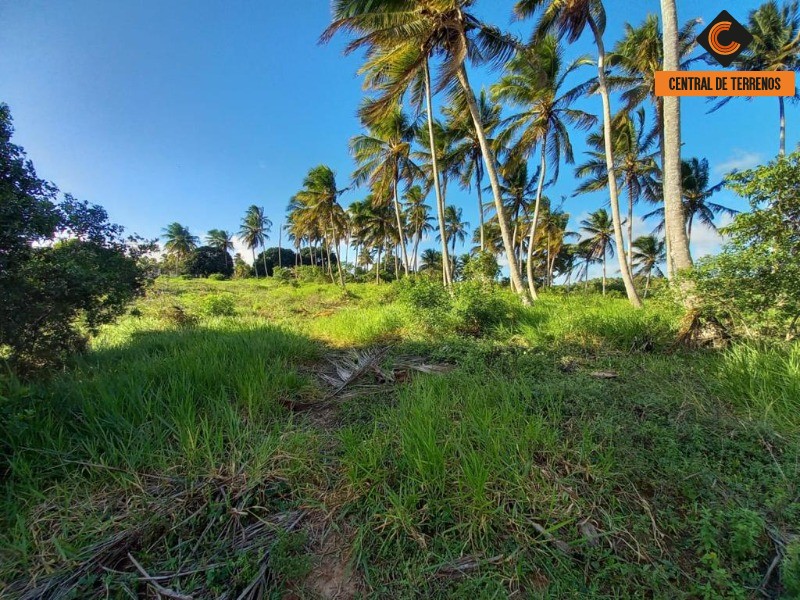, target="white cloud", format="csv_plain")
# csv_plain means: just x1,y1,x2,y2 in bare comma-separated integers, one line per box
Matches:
689,214,733,259
714,150,763,176
232,235,254,264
